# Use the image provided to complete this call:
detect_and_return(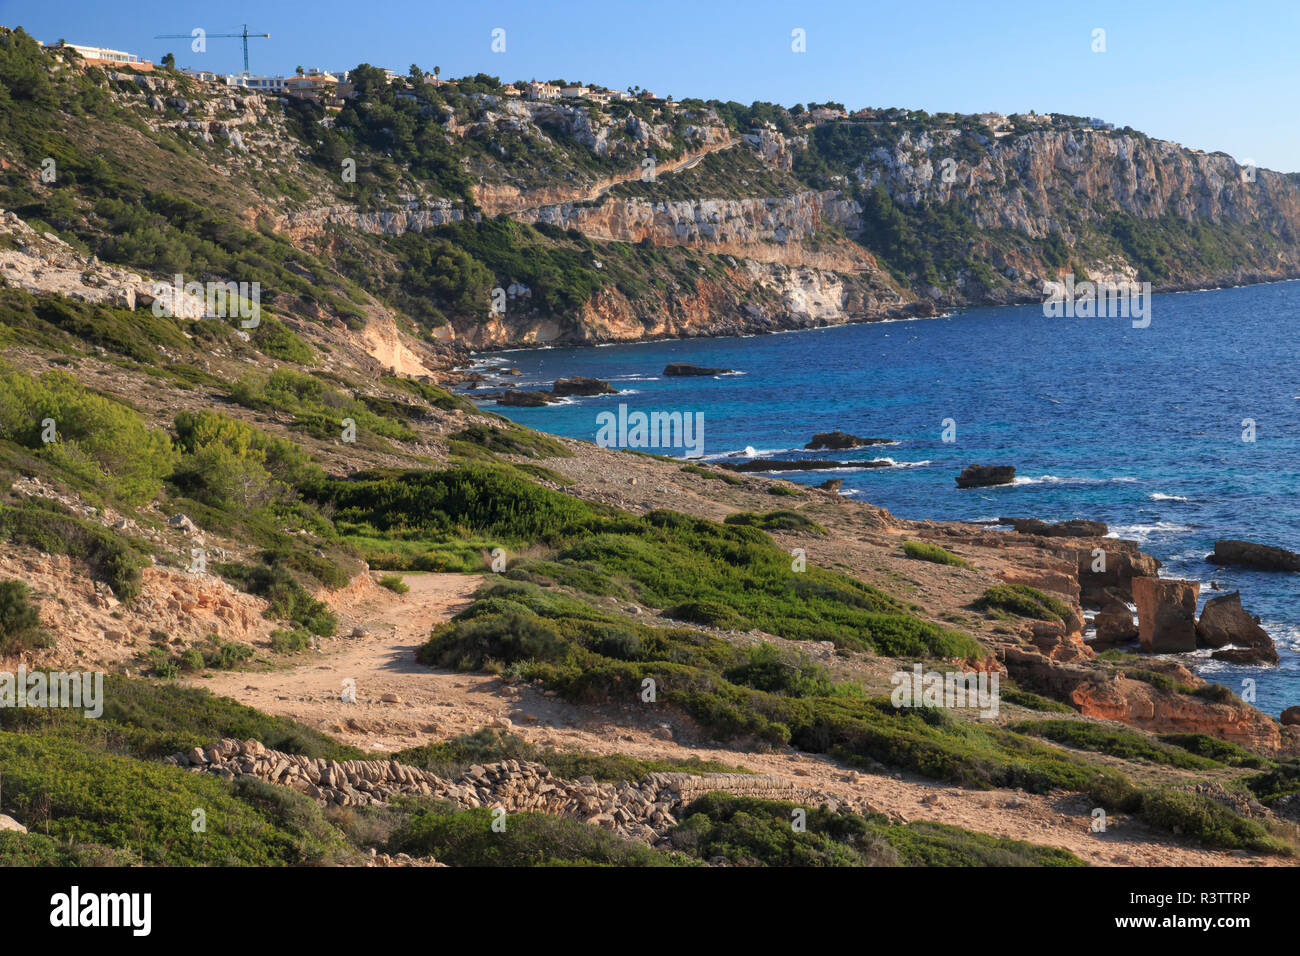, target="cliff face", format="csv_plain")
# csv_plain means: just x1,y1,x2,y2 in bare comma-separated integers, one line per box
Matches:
12,49,1300,352
865,127,1300,237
